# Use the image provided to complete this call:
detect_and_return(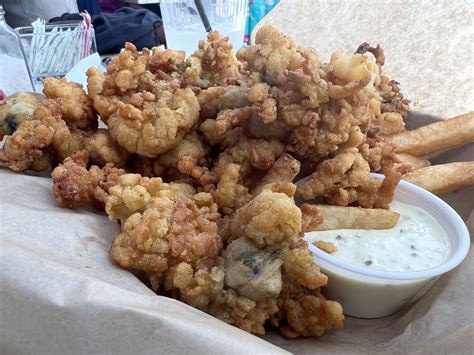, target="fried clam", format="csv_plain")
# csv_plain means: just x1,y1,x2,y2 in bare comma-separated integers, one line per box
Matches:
106,81,200,157
0,99,68,171
224,236,283,301
153,132,211,180
107,182,224,308
0,92,45,139
183,31,242,88
148,47,186,79
216,186,343,337
86,129,130,168
52,150,125,209
86,42,156,121
297,148,400,209
236,25,305,86
43,77,97,130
